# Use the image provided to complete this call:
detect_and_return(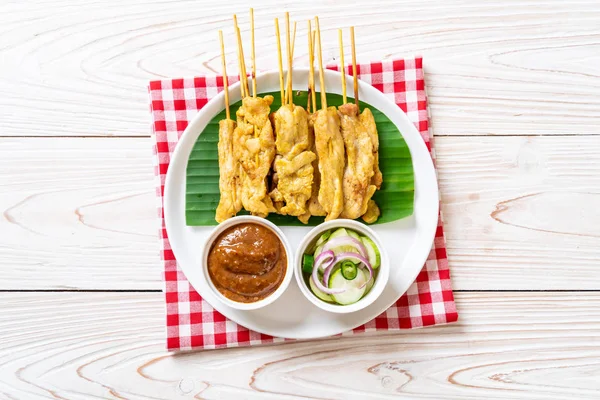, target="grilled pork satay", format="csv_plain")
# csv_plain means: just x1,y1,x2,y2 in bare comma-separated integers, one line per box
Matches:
349,26,382,222
234,95,276,217
313,17,344,221
269,20,286,214
215,30,242,223
336,29,377,219
270,15,315,217
231,13,276,218
299,22,326,224
314,106,344,220
359,106,382,189
273,104,315,216
268,17,287,212
362,199,381,224
339,103,377,219
216,119,242,222
303,114,327,221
